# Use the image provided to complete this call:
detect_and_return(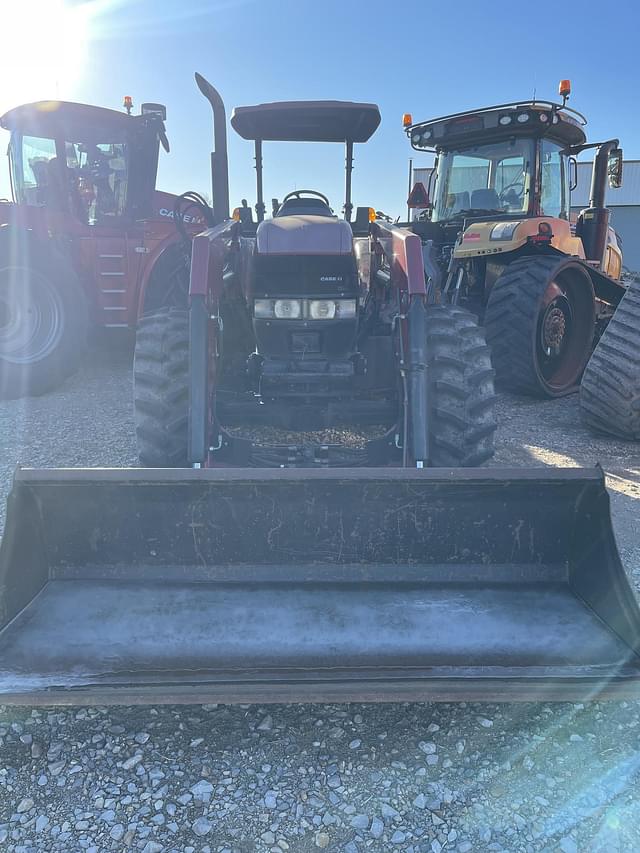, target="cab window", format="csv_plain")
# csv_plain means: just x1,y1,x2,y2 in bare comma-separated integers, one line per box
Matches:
540,140,567,219
18,135,60,207
66,141,129,224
